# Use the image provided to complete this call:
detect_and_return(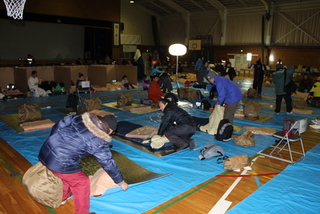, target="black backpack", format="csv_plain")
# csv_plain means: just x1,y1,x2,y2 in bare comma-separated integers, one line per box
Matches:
201,99,211,110
215,119,233,141
66,93,78,112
